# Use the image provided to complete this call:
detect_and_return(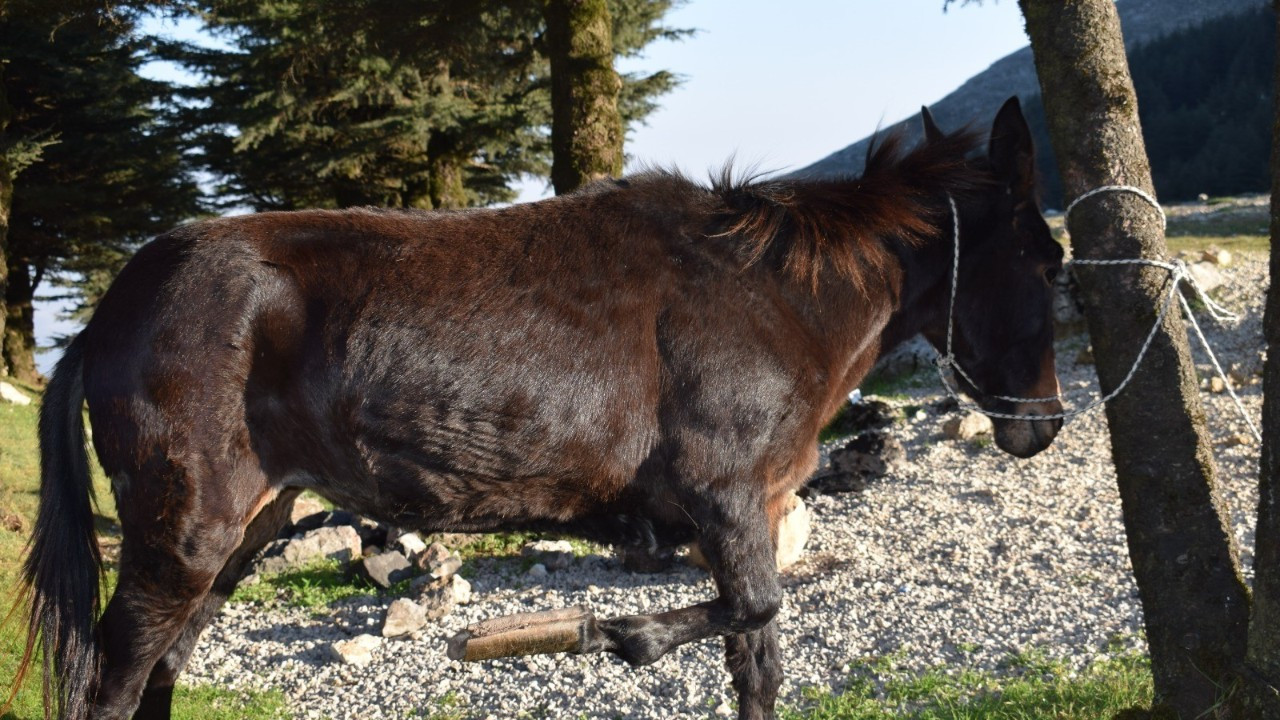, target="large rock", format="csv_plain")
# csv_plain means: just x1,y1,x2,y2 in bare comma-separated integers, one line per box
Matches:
1184,260,1225,296
774,494,810,571
0,381,31,406
415,542,462,580
282,525,362,566
361,550,415,588
943,412,993,441
412,574,471,619
382,598,428,637
867,337,936,381
253,524,362,575
330,634,382,666
1201,245,1233,267
395,532,428,560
